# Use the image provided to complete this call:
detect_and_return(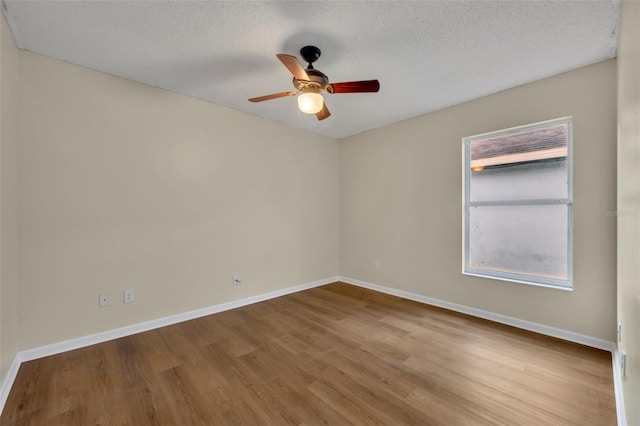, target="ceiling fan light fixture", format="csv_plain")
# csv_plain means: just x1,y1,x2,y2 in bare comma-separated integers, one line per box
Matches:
297,90,324,114
248,47,380,121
